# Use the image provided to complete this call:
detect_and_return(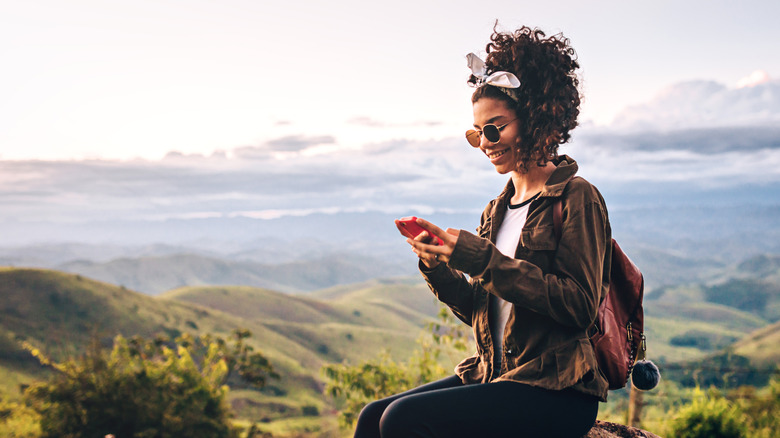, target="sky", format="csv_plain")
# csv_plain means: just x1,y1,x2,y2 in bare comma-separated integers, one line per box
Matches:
2,0,780,161
2,0,780,250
